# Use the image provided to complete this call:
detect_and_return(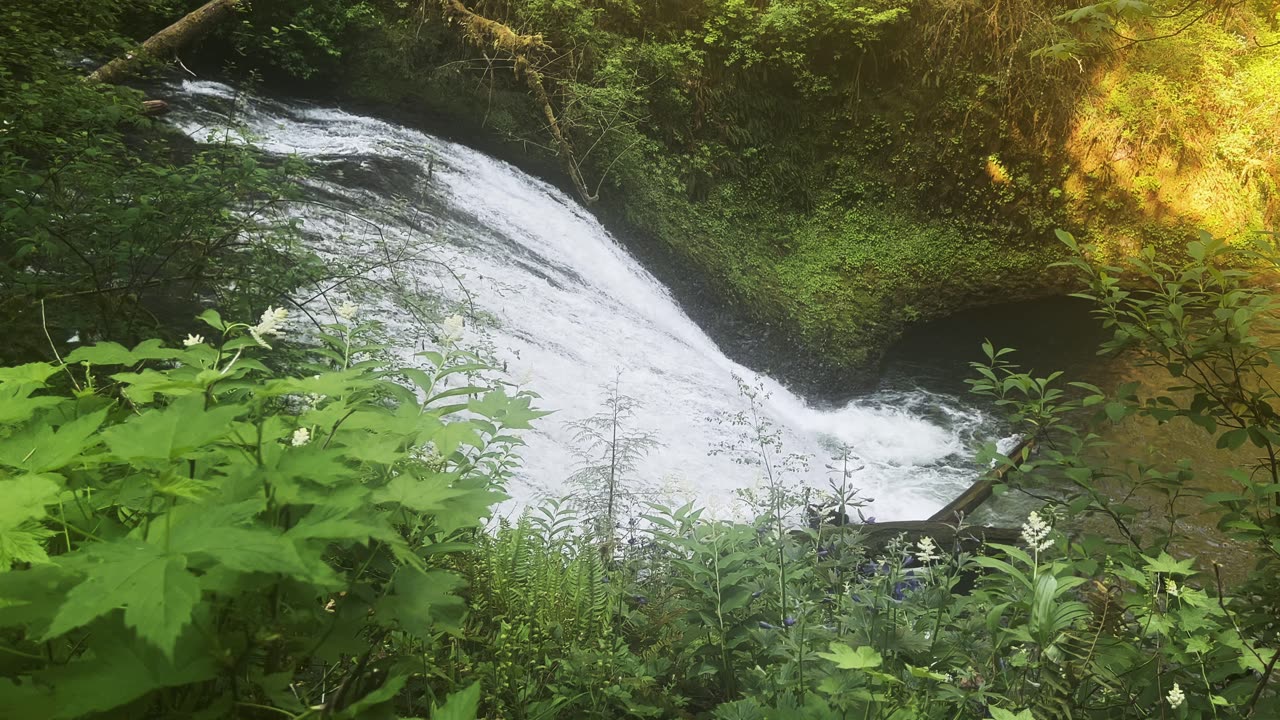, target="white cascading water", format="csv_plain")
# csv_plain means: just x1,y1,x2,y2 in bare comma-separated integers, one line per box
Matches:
168,80,1004,521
